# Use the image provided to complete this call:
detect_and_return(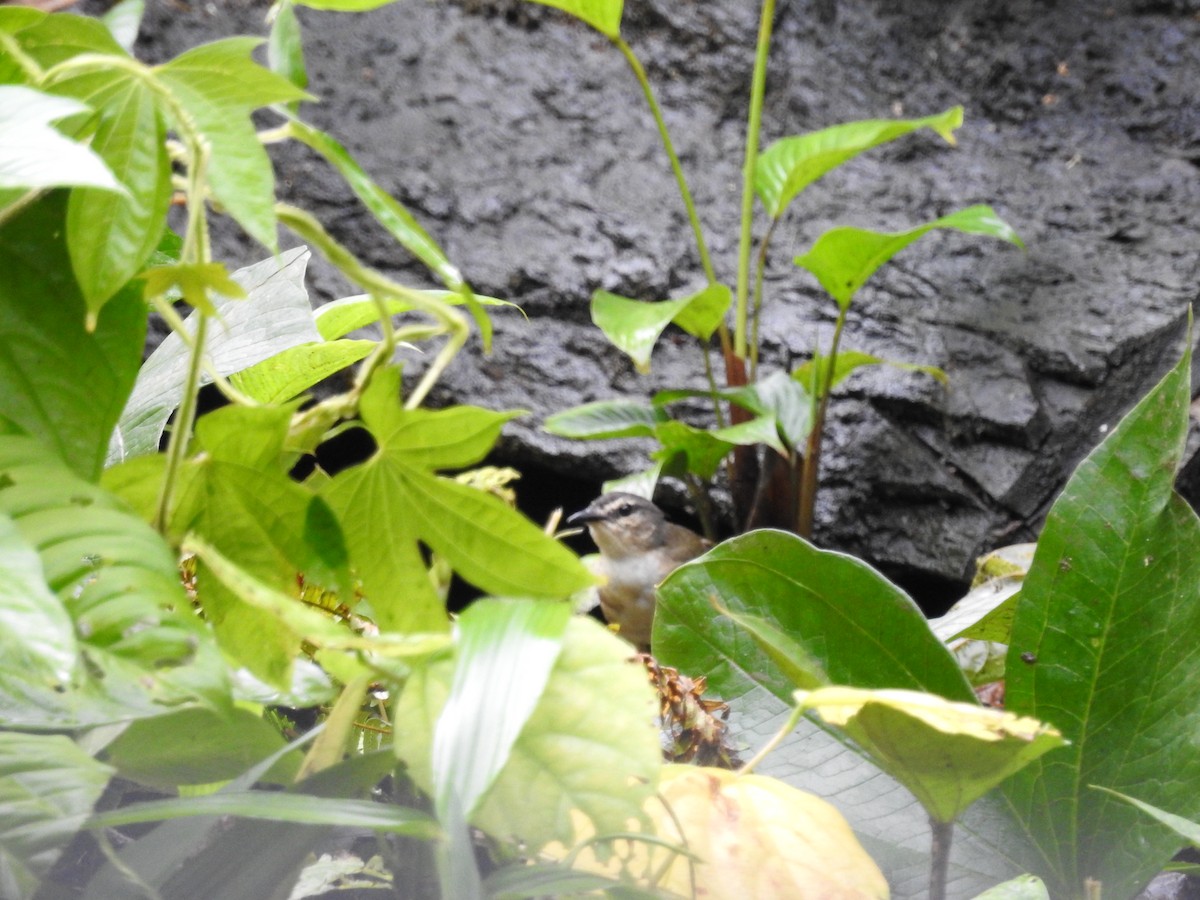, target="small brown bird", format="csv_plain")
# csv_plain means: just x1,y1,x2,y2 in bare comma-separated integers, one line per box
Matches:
568,492,712,650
